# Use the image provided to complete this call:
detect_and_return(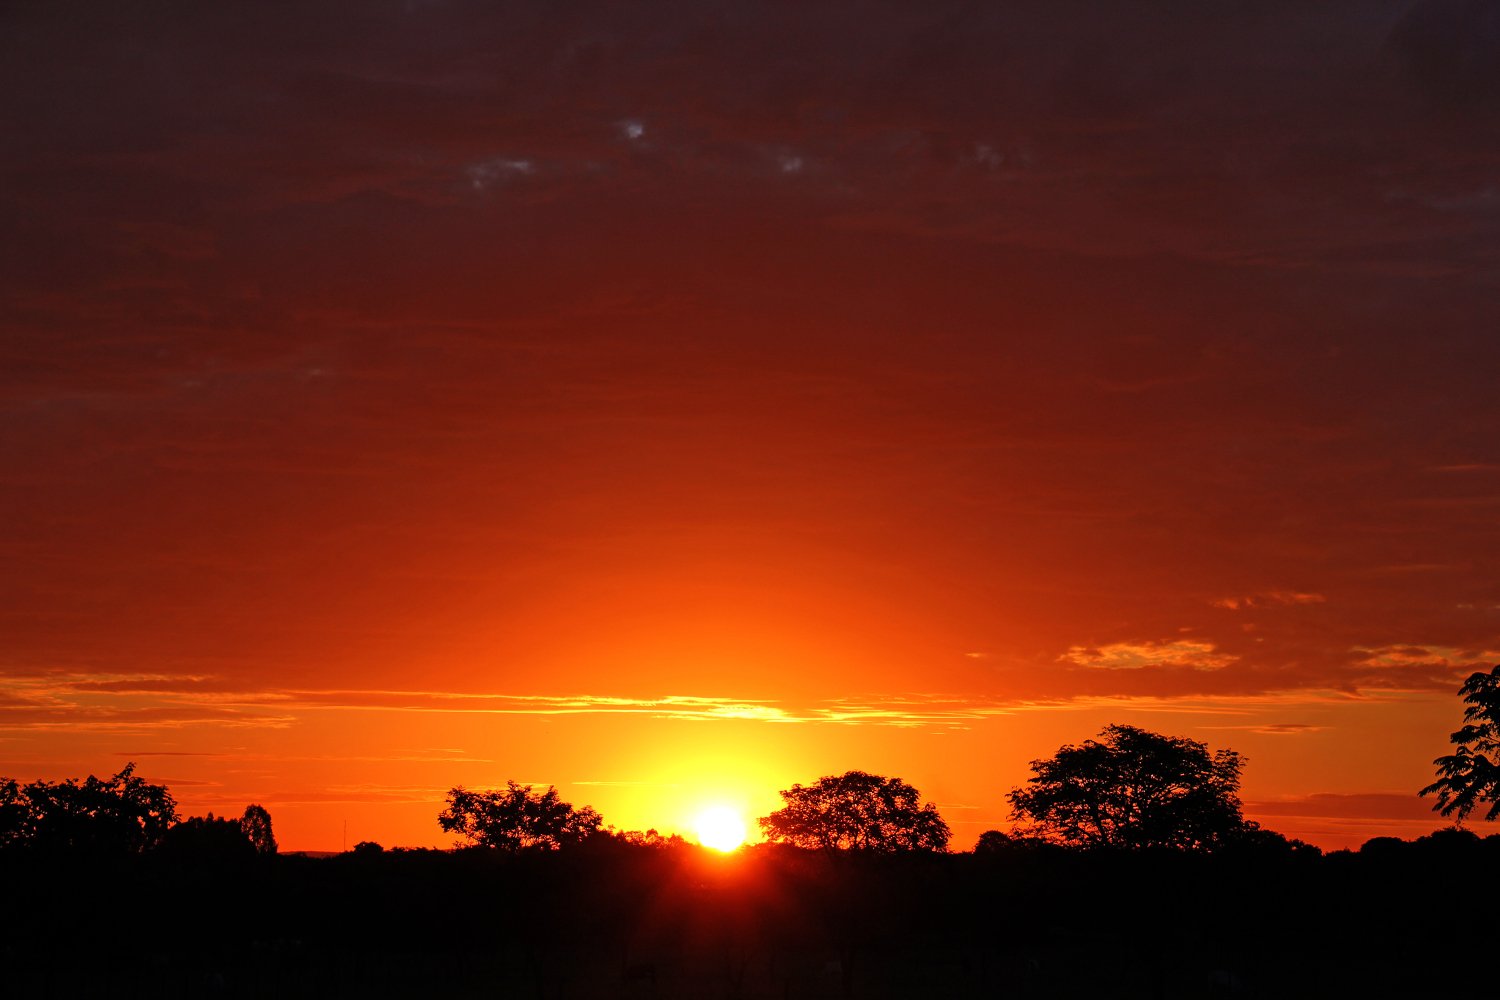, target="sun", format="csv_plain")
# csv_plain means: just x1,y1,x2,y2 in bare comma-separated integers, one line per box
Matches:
694,805,748,852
